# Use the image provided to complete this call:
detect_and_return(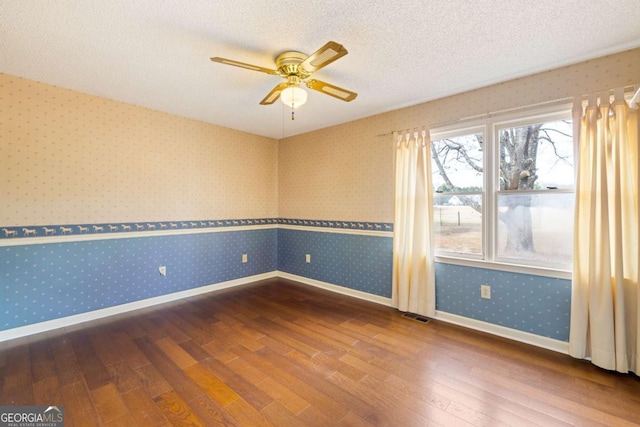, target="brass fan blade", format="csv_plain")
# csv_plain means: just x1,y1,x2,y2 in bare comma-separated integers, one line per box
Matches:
210,57,278,75
299,41,348,74
260,82,289,105
306,79,357,102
